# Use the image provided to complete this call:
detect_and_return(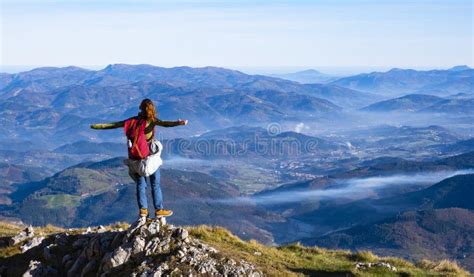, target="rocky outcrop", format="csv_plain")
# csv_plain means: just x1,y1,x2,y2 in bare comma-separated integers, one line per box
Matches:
2,220,262,277
9,226,35,246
